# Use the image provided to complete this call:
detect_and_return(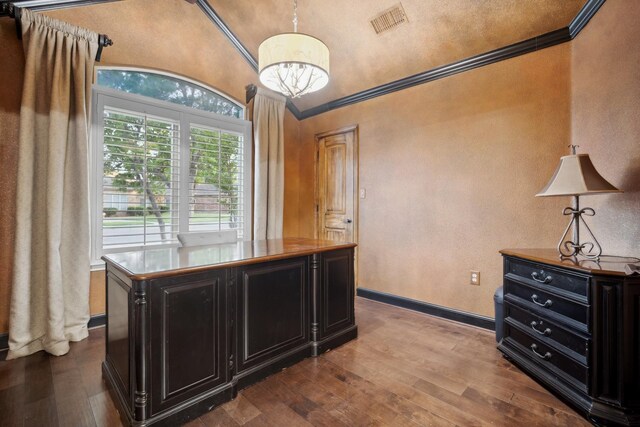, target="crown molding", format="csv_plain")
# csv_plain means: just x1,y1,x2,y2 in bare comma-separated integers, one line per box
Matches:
569,0,606,38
